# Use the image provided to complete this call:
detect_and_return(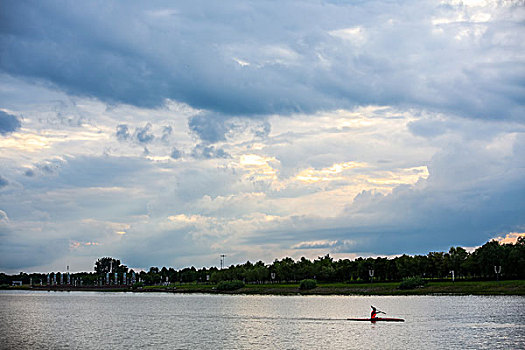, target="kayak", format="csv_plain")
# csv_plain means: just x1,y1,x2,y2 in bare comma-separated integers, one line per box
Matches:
347,317,404,322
